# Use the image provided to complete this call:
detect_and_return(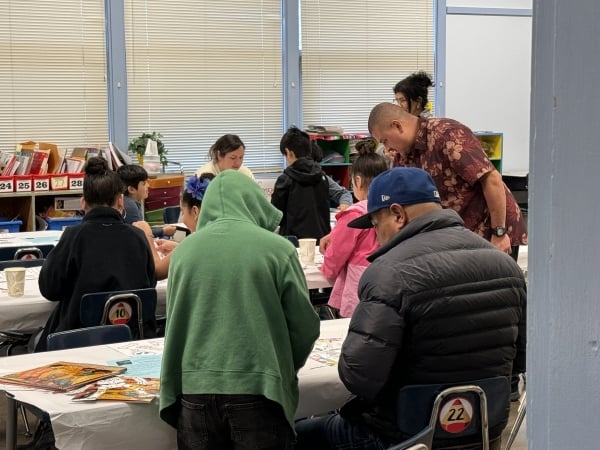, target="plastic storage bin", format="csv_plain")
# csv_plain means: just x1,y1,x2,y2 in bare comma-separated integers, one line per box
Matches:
44,217,83,231
0,220,23,233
